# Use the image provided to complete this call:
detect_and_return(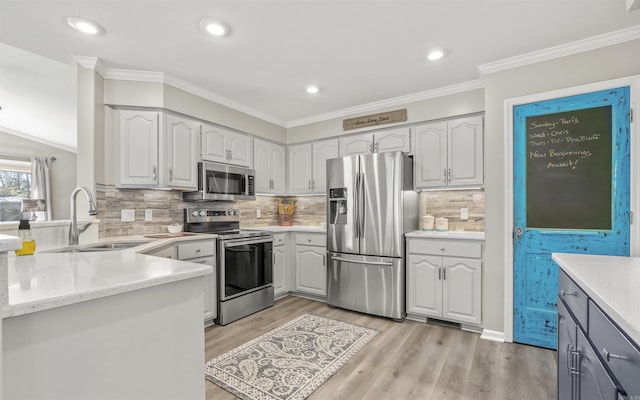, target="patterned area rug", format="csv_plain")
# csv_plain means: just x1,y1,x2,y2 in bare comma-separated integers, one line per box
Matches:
205,313,379,400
